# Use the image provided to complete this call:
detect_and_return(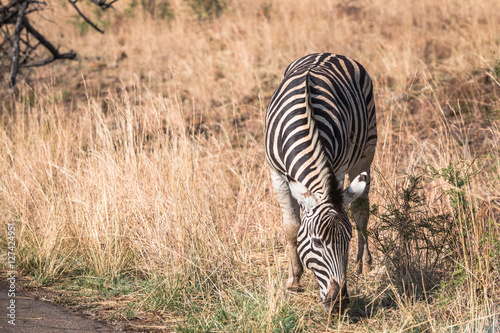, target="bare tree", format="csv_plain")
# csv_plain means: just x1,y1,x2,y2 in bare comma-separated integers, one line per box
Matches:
1,0,118,89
